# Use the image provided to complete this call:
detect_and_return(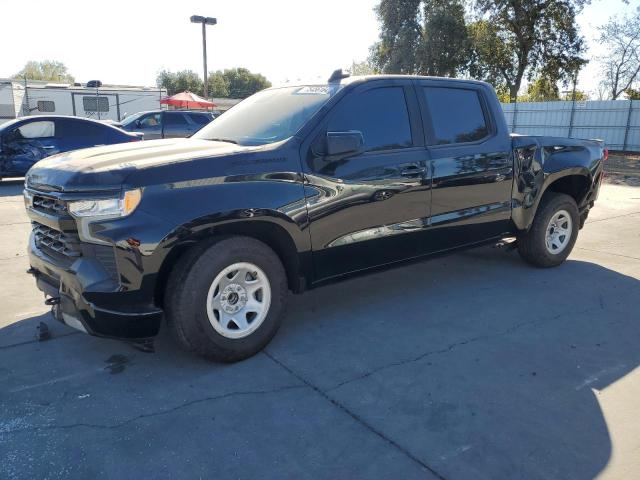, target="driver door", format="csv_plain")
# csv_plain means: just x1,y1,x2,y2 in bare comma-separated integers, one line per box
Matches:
136,112,162,139
302,80,431,282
